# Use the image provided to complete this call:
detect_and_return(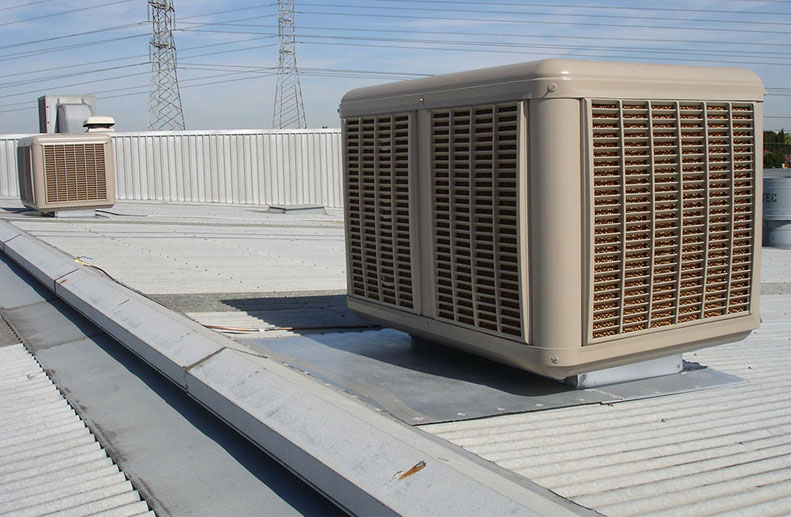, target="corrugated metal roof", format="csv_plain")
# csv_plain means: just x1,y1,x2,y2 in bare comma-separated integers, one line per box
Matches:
3,201,789,514
6,204,346,296
0,344,153,517
423,289,791,516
